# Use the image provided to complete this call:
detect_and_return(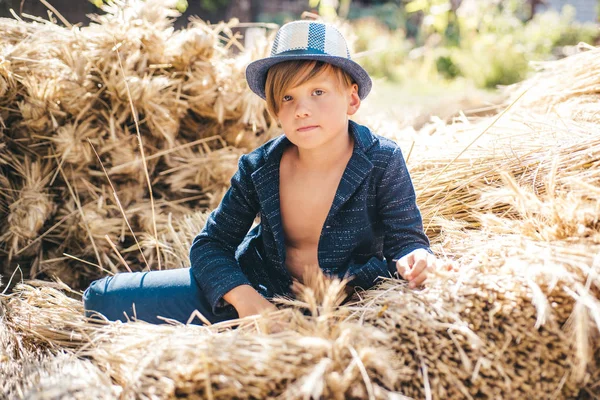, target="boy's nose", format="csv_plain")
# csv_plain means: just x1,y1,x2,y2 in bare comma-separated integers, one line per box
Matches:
295,100,311,118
